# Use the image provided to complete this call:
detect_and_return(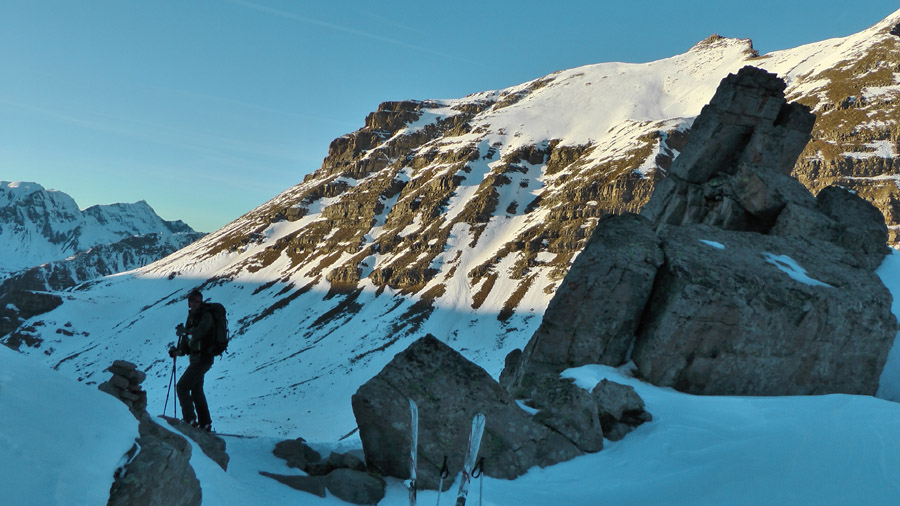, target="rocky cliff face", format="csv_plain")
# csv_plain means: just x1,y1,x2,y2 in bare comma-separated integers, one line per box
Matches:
150,12,900,327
